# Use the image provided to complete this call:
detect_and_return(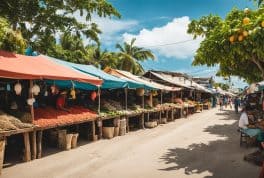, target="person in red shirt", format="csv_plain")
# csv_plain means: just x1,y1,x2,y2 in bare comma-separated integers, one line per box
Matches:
56,91,69,112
